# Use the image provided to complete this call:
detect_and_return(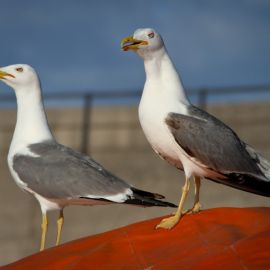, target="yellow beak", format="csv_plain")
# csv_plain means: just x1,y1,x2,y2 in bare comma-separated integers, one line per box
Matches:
0,70,15,79
121,36,148,51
